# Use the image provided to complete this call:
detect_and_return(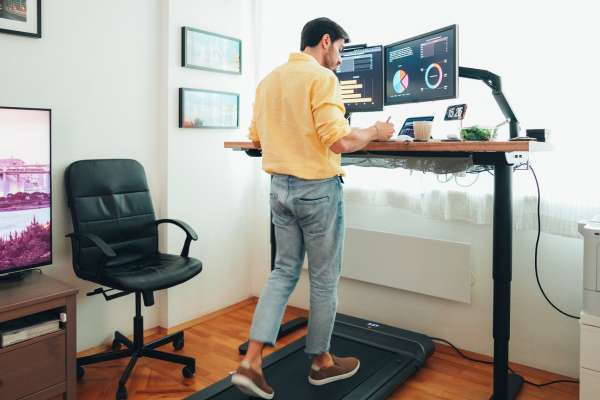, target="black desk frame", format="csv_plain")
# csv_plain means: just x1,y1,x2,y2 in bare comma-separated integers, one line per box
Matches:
239,148,527,400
